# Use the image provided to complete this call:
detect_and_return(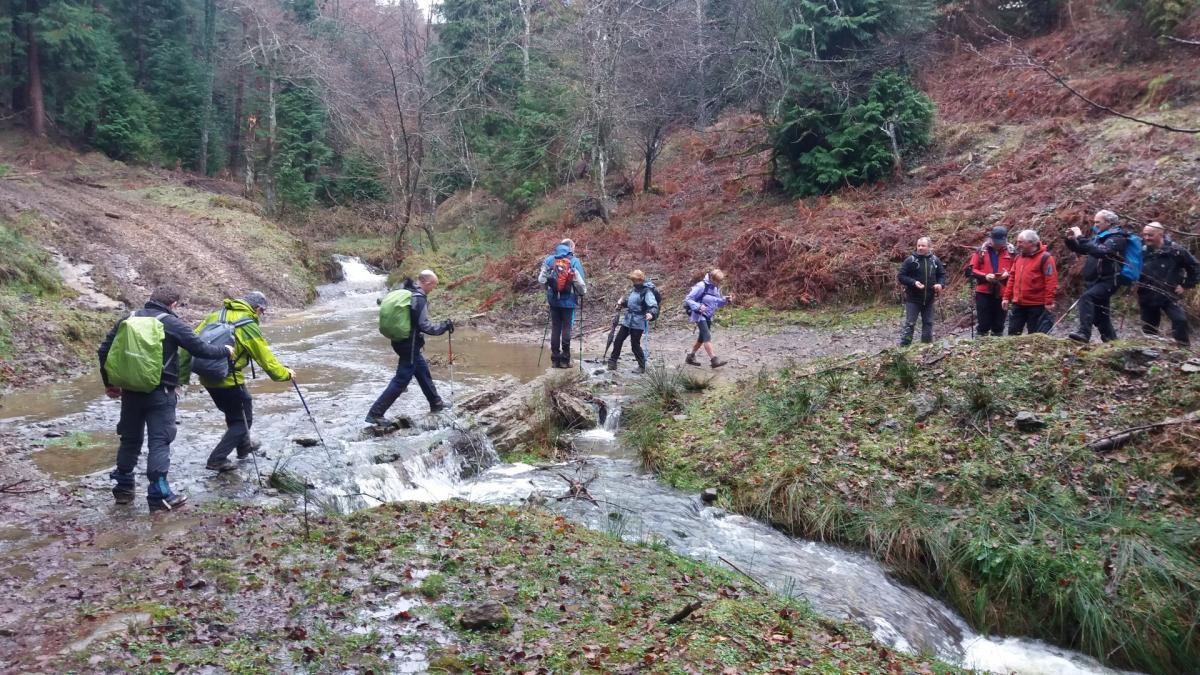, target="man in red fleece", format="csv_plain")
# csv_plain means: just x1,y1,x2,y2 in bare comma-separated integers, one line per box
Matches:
1003,229,1058,335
